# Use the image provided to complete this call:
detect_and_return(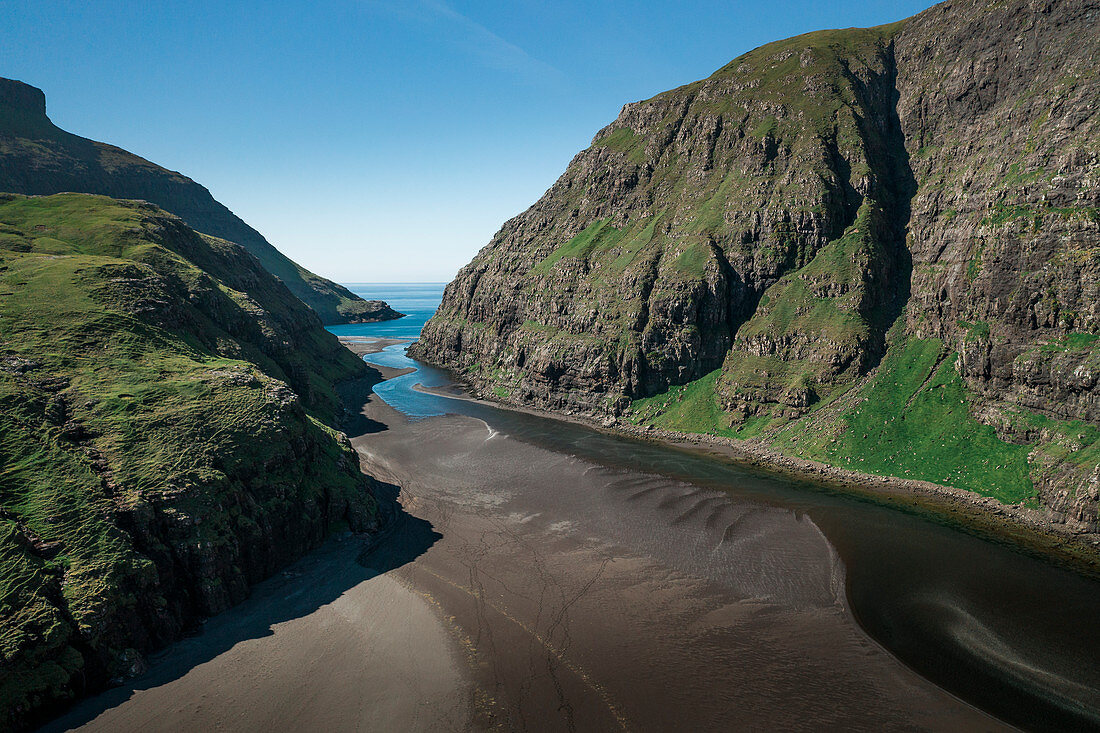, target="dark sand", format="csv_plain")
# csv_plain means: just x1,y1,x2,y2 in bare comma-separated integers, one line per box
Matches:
338,336,415,380
48,534,471,732
349,394,1005,731
53,342,1007,731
